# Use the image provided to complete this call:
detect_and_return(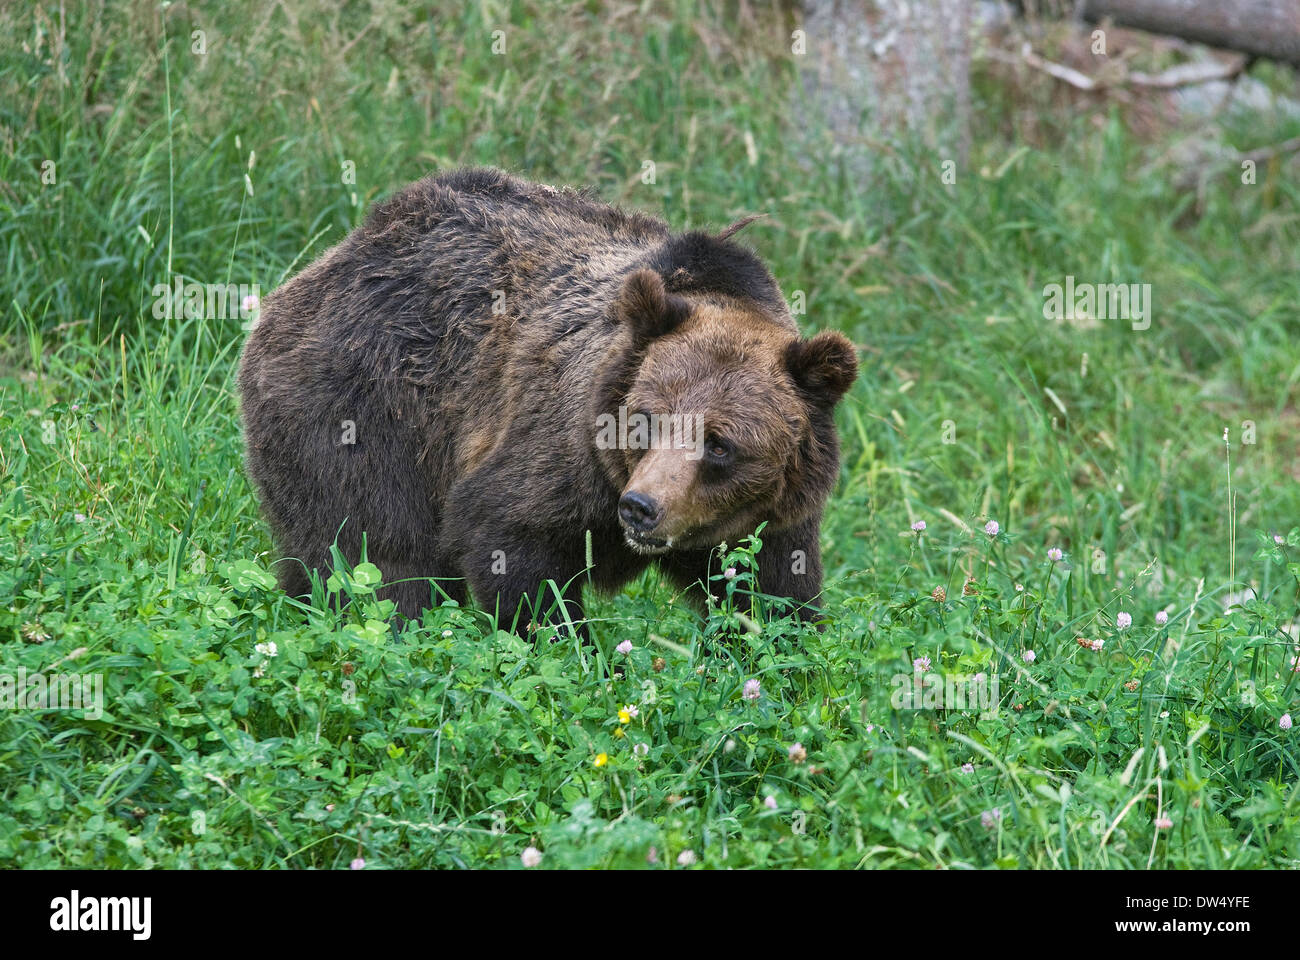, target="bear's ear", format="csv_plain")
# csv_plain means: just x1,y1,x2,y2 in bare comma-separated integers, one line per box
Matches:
786,330,858,405
616,269,691,343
